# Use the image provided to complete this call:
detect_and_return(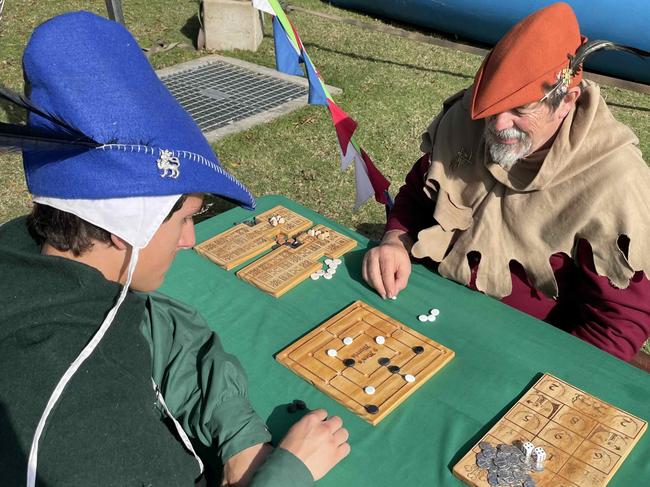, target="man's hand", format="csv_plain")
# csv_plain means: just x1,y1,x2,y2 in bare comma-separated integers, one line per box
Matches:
362,230,412,299
278,409,350,481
